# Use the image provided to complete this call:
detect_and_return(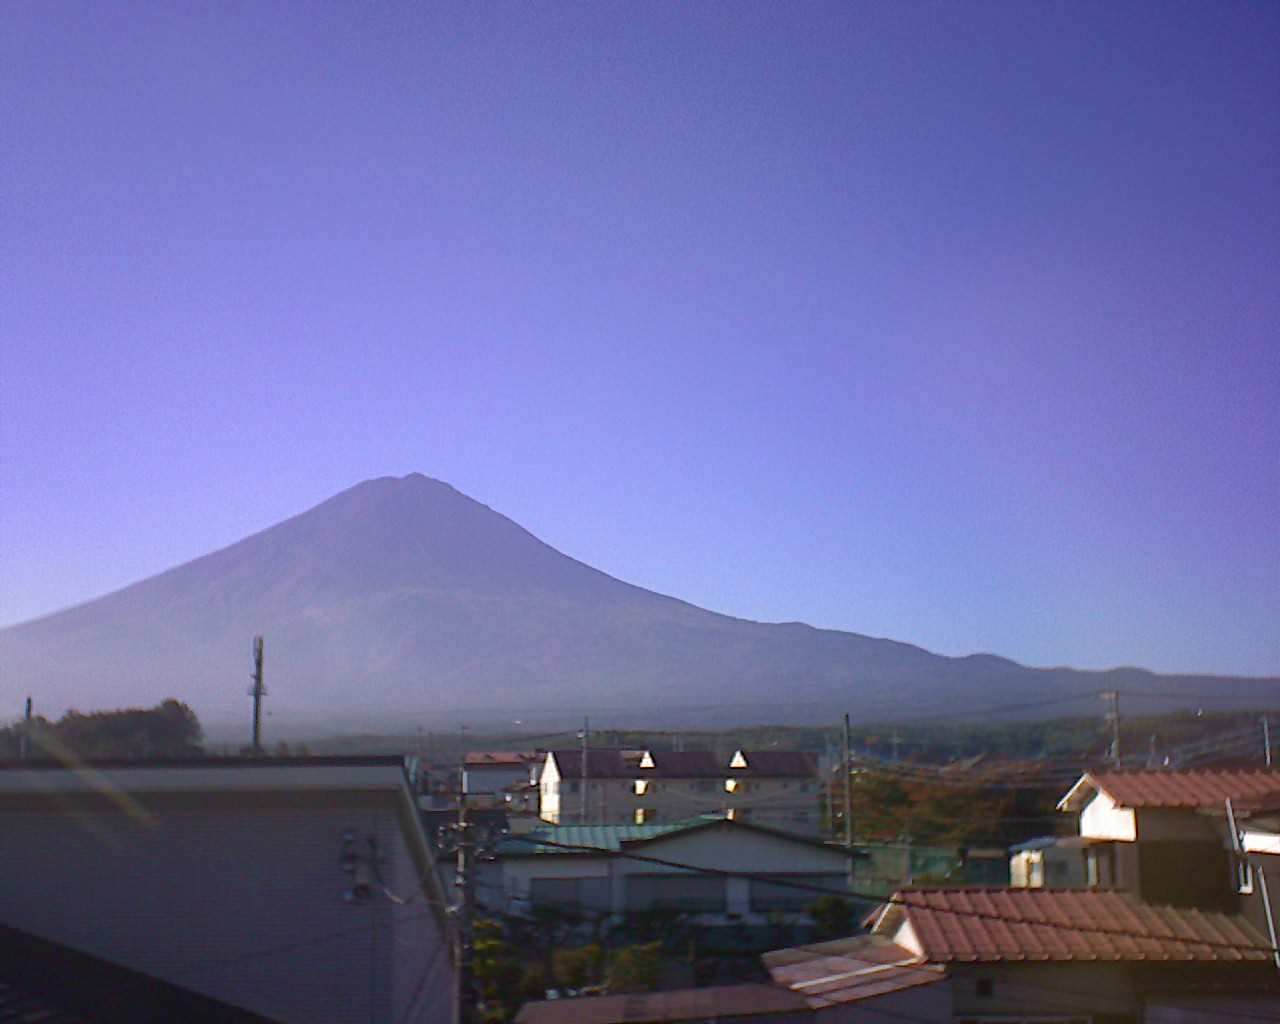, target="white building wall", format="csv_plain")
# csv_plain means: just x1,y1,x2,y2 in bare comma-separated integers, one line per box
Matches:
500,823,849,923
0,791,454,1024
1080,790,1138,841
